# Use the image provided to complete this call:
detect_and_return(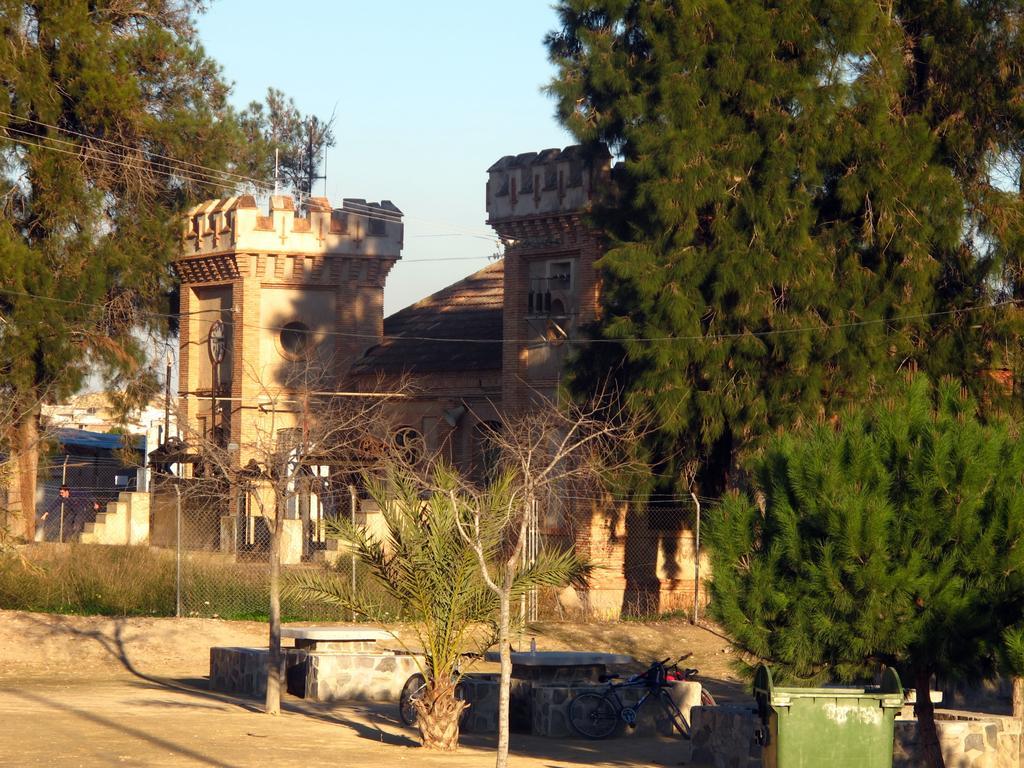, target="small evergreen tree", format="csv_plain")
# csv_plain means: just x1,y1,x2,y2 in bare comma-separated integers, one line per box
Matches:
238,88,336,198
708,376,1024,768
